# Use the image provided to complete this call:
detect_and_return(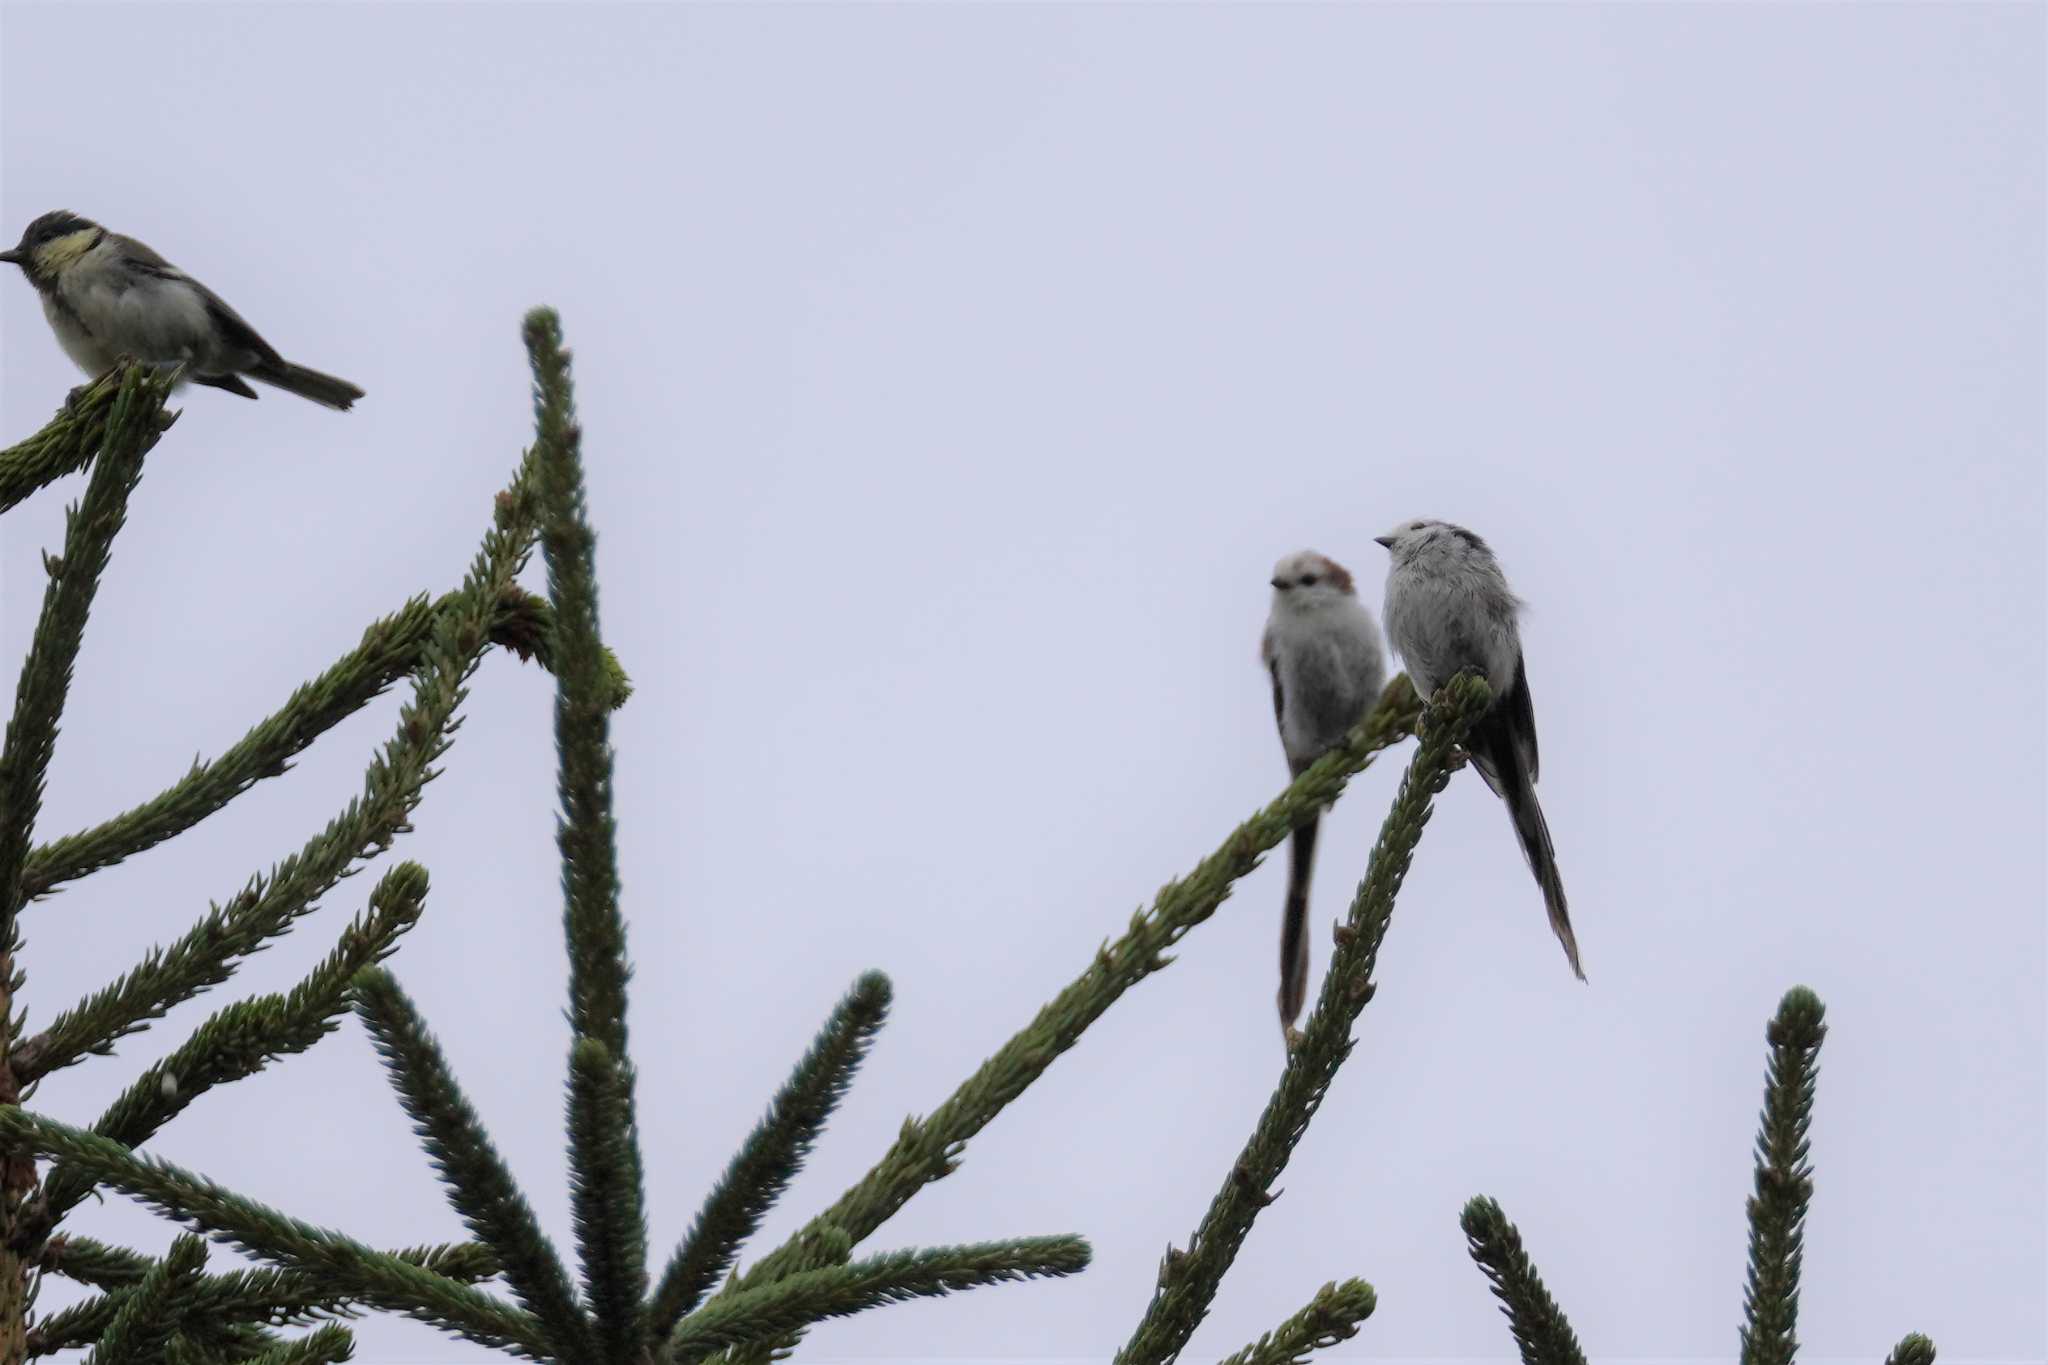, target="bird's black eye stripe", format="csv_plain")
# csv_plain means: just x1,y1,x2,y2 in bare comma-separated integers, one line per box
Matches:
24,212,91,248
1300,574,1318,586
